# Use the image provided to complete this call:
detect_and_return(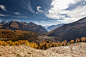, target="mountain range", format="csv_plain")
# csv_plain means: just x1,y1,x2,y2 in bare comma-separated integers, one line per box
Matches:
47,17,86,42
0,20,48,33
0,17,86,42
